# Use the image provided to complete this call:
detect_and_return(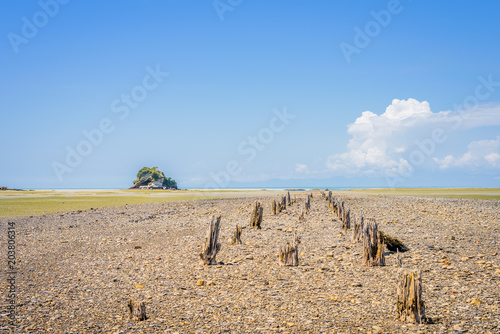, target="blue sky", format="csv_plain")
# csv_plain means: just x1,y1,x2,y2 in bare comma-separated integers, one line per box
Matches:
1,0,499,189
